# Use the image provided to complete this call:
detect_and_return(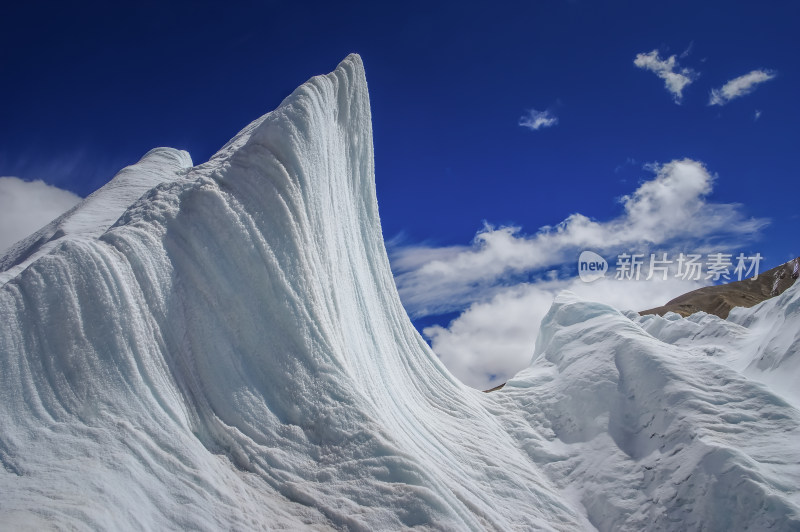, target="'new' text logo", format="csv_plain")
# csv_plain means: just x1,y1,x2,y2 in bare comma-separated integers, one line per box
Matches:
578,251,608,282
